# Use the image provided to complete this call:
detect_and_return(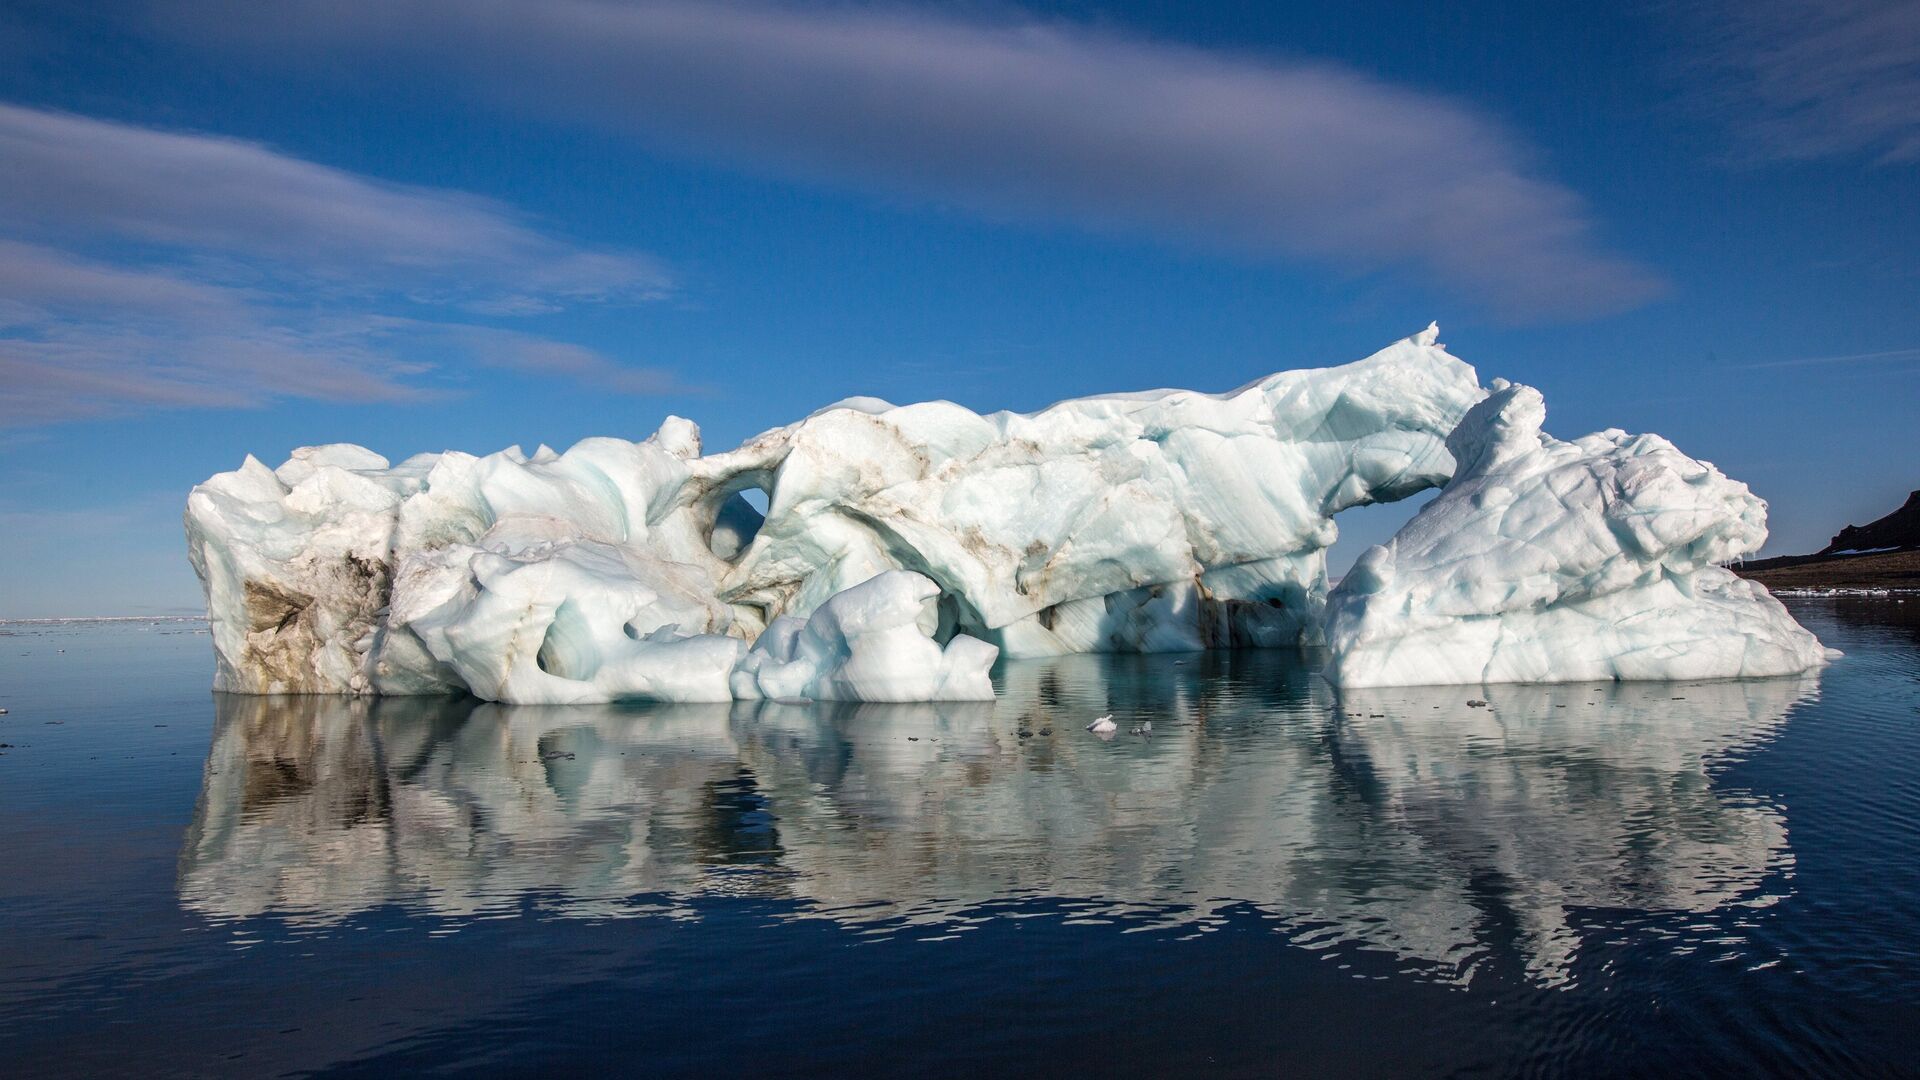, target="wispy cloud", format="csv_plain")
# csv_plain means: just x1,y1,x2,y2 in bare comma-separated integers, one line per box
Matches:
1737,345,1920,369
1689,0,1920,163
365,316,701,395
0,104,684,424
0,103,670,306
166,0,1661,320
